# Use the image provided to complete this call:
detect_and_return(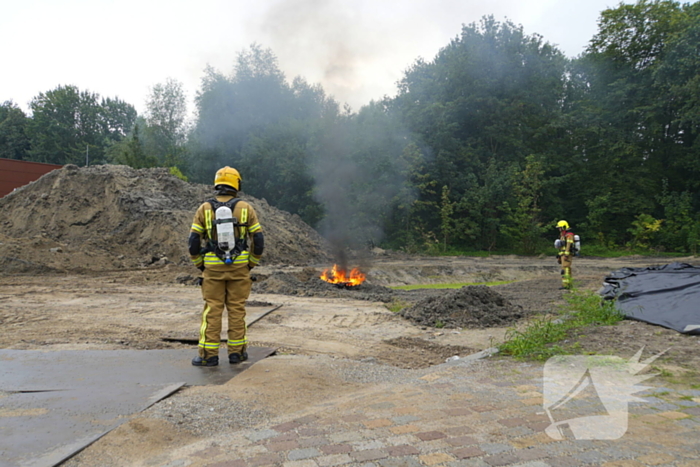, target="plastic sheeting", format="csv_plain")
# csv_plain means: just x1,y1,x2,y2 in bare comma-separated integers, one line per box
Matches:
599,262,700,334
